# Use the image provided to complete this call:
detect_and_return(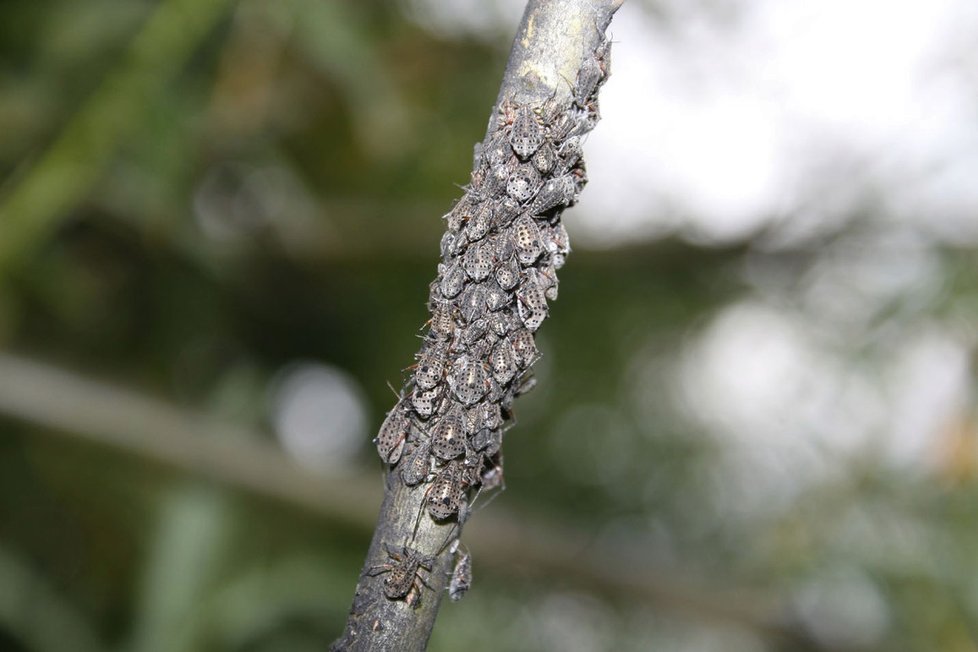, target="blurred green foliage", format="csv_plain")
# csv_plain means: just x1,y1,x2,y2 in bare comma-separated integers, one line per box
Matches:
1,1,977,651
